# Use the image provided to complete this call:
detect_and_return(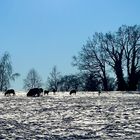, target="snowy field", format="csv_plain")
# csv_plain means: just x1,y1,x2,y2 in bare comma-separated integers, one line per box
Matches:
0,91,140,140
